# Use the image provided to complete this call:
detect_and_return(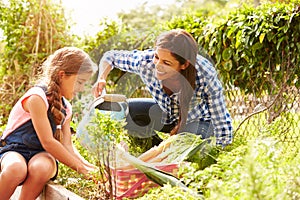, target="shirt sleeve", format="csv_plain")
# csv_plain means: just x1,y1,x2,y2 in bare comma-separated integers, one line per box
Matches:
101,49,154,74
201,60,233,146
